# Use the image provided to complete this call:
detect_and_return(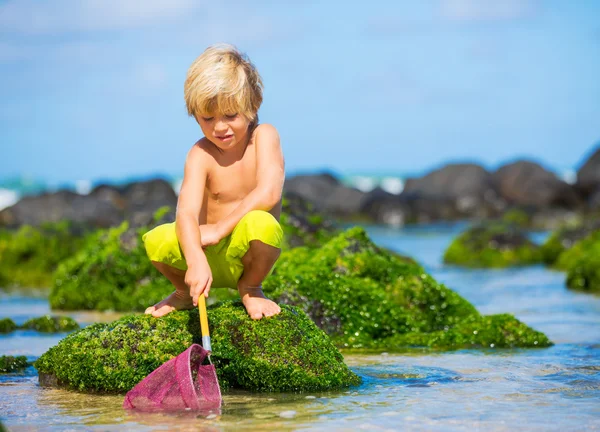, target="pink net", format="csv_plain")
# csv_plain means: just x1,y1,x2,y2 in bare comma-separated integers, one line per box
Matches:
123,344,222,412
